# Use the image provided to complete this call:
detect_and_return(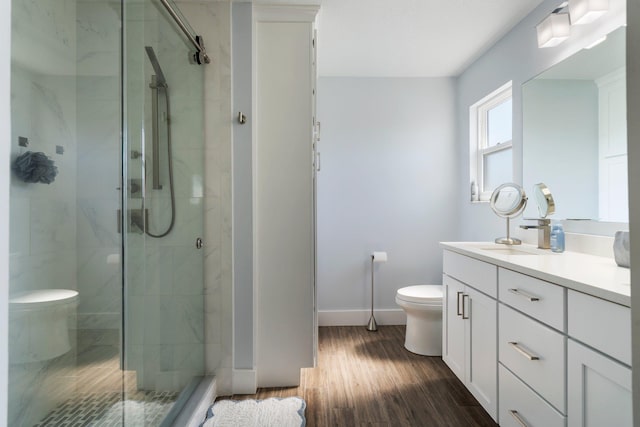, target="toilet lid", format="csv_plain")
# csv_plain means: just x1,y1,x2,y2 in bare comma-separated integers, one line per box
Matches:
10,289,79,311
396,285,442,304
